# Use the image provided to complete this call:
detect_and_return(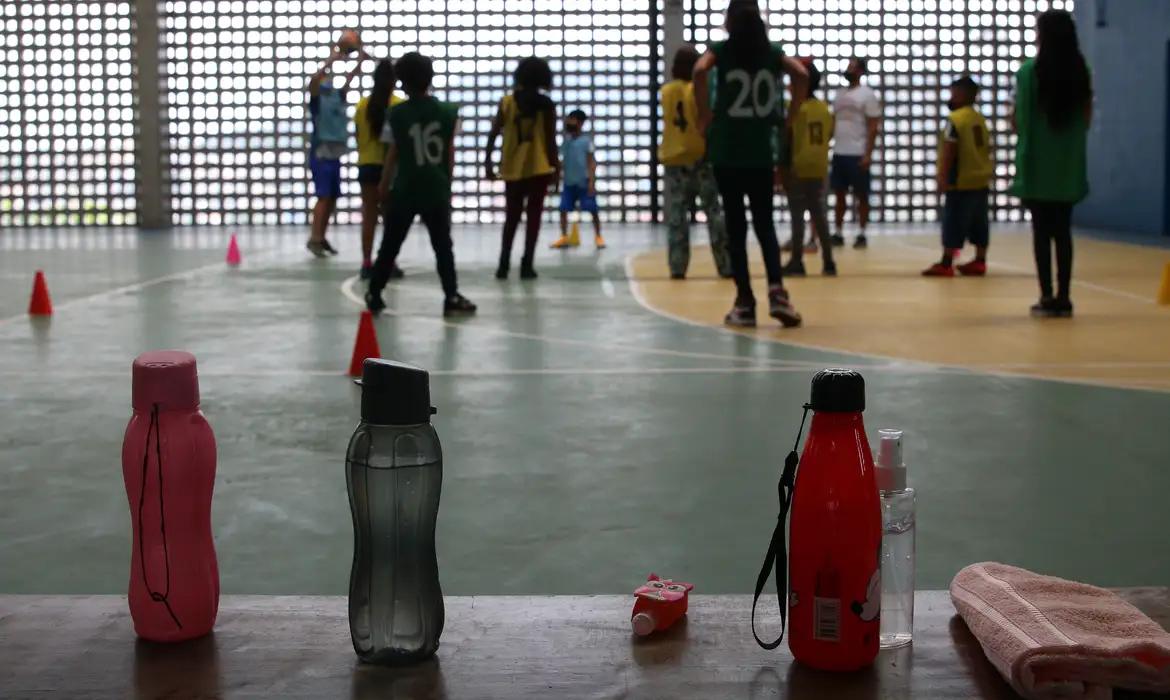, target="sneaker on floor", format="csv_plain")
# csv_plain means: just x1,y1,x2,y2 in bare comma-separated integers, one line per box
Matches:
922,262,955,277
389,264,405,280
365,291,387,316
781,259,807,277
1031,297,1073,318
830,234,846,247
956,259,987,276
495,262,509,280
520,263,538,280
306,239,328,258
768,287,803,328
550,235,573,249
852,234,868,250
670,272,686,280
822,260,838,277
321,239,339,255
724,304,757,328
595,234,606,249
359,262,372,280
443,294,478,317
